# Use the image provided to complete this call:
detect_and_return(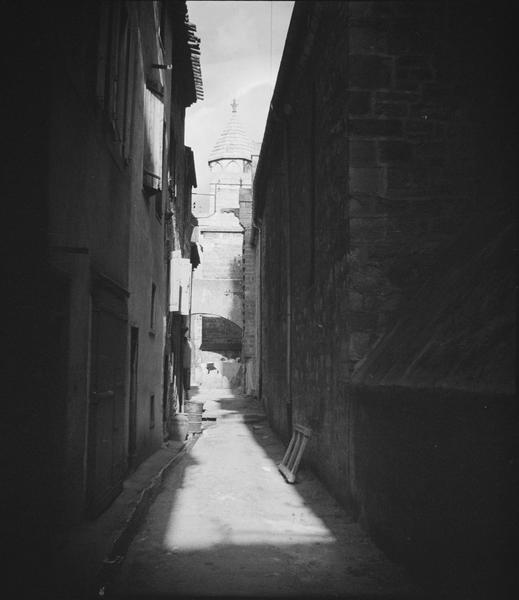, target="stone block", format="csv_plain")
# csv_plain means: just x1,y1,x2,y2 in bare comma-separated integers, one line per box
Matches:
349,25,387,54
349,215,389,243
349,167,385,195
376,91,420,103
394,78,421,92
349,194,371,216
349,140,376,166
349,331,371,360
414,141,446,166
350,309,378,331
349,290,364,310
374,102,408,118
378,141,412,163
347,2,375,18
386,167,428,191
349,91,372,116
349,55,393,89
349,118,402,137
397,55,430,69
388,21,436,54
409,102,448,121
